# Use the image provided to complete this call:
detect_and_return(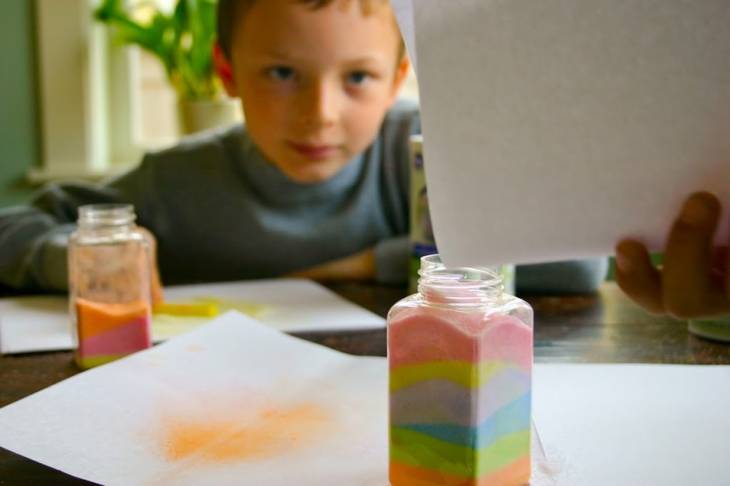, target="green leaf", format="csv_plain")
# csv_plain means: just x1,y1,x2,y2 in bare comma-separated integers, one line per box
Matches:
92,0,222,101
